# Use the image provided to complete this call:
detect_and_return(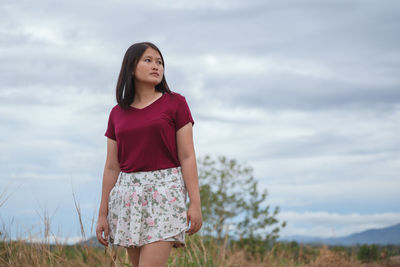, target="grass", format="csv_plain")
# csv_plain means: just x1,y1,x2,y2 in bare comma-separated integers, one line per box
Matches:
0,187,399,266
